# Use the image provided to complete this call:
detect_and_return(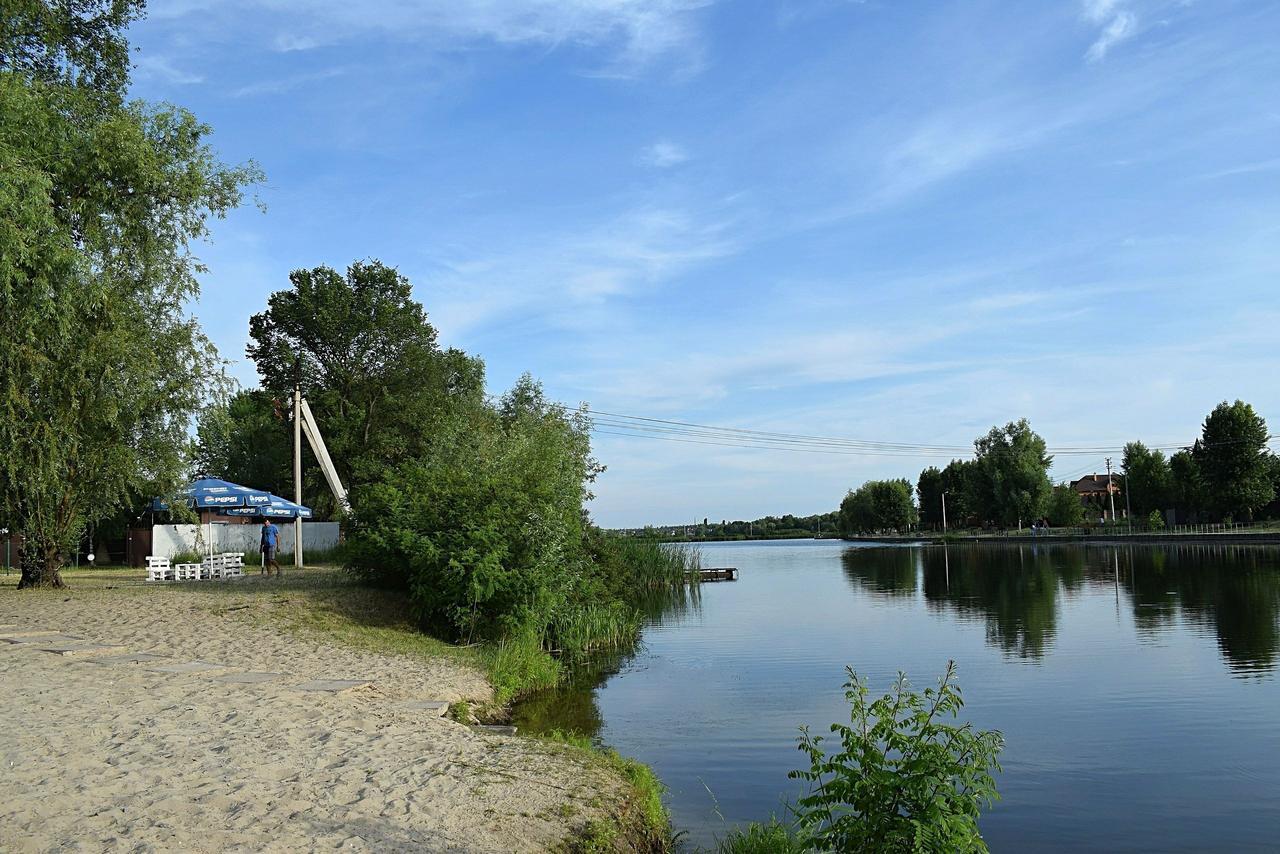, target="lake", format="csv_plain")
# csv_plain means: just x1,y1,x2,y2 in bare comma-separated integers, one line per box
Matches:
513,540,1280,851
